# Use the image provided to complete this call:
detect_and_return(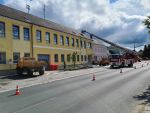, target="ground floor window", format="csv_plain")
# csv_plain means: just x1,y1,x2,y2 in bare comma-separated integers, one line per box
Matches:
67,54,70,62
0,52,6,64
24,53,30,57
77,55,80,62
61,54,65,62
54,54,58,62
13,52,20,64
84,55,87,61
81,55,83,61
